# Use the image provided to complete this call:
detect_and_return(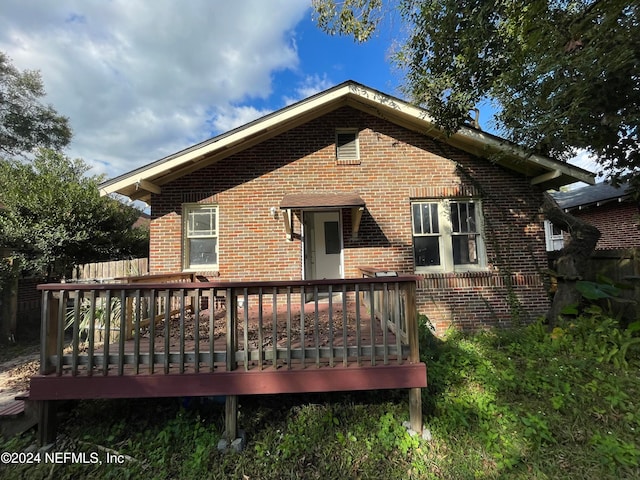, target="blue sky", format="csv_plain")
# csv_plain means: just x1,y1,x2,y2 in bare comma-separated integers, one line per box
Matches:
0,1,598,184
